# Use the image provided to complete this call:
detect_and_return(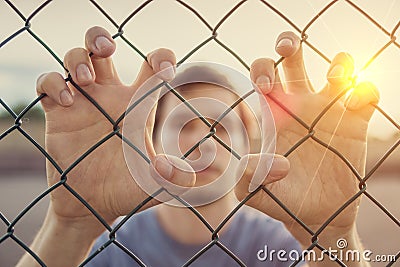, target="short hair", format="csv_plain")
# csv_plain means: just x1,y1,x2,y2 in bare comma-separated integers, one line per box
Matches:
153,65,238,140
169,65,235,91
